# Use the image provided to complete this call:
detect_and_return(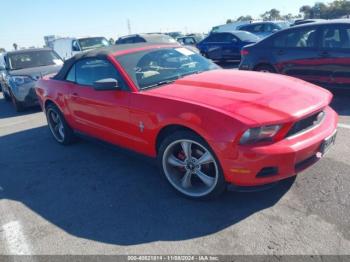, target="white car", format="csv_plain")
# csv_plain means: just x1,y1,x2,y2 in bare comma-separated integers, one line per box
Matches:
53,37,110,60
